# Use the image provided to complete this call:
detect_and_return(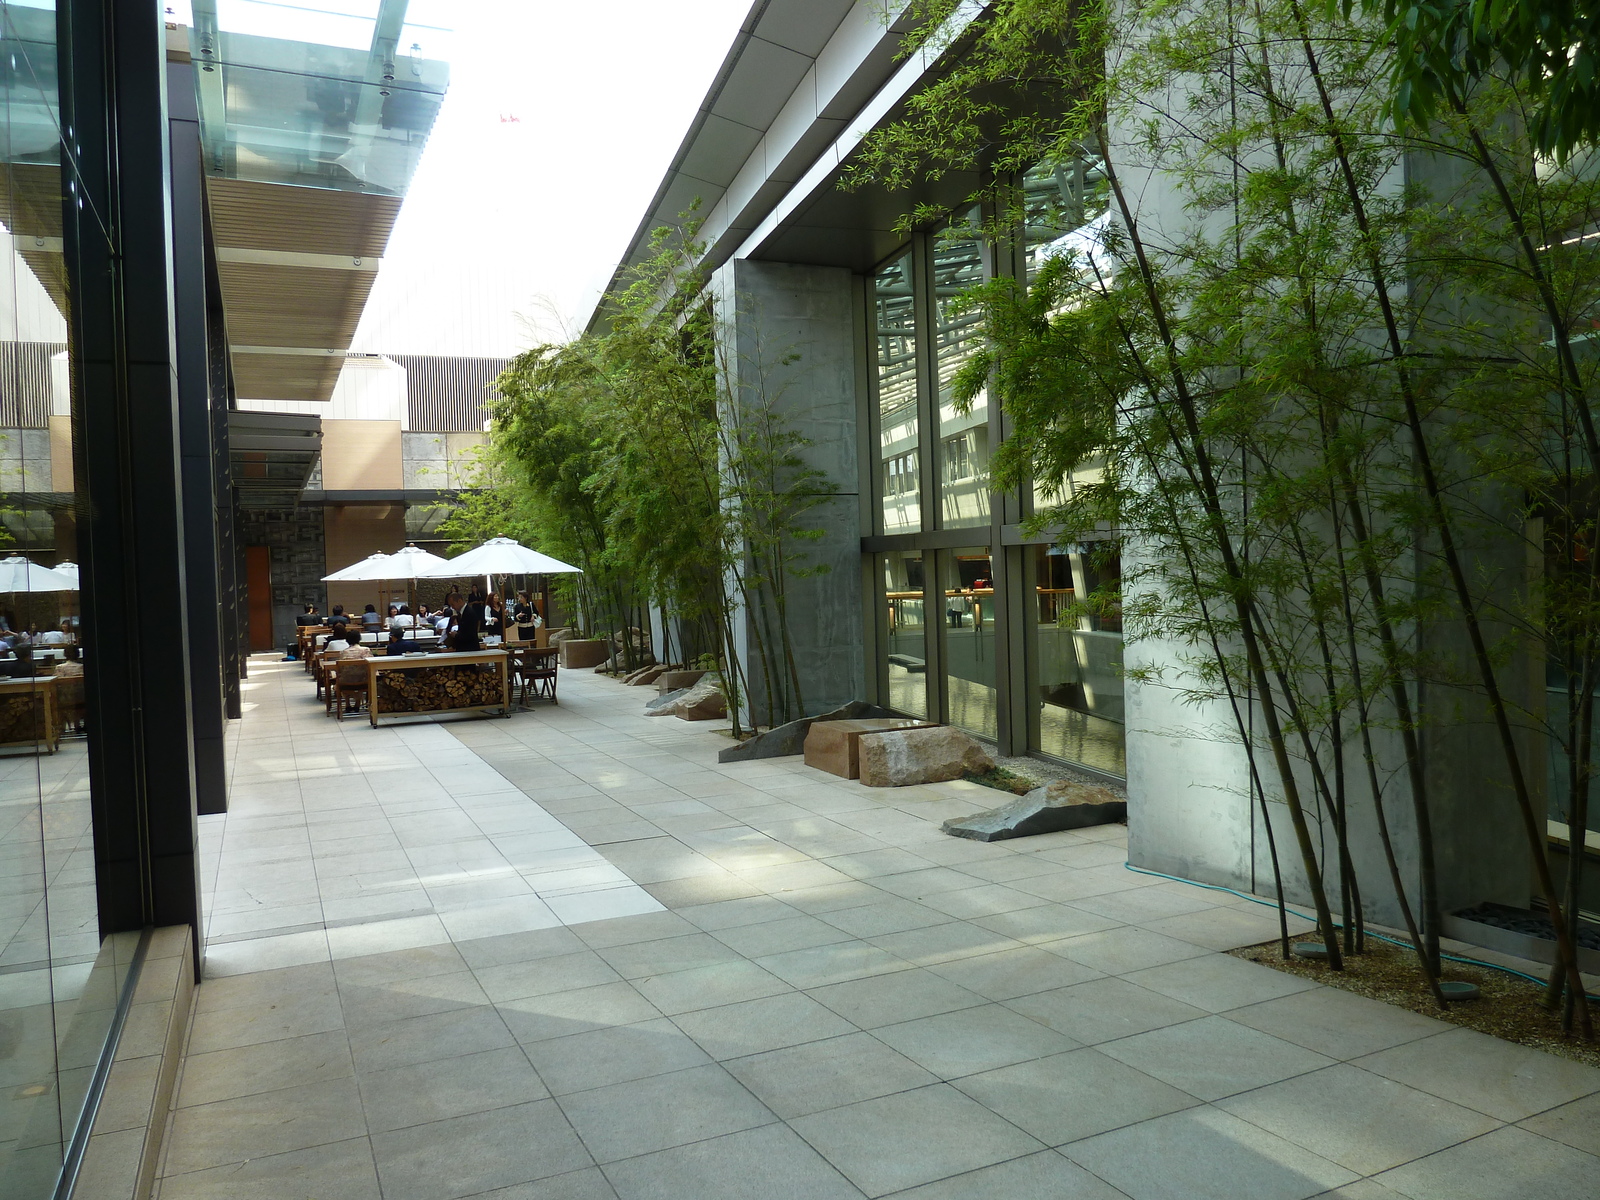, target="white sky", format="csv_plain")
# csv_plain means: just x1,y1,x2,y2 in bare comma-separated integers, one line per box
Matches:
349,0,753,358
